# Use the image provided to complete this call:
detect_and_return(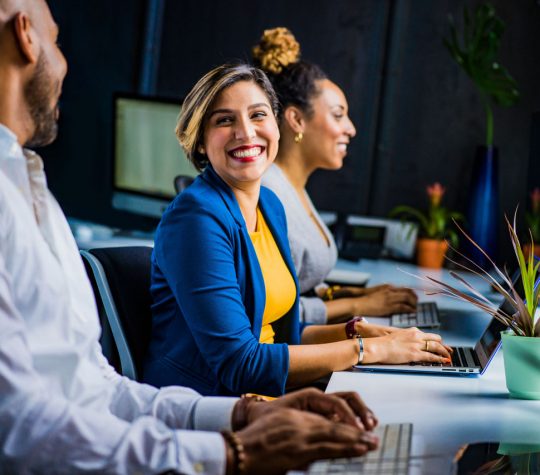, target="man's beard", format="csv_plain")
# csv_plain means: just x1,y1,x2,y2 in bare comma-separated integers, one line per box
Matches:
24,52,60,149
